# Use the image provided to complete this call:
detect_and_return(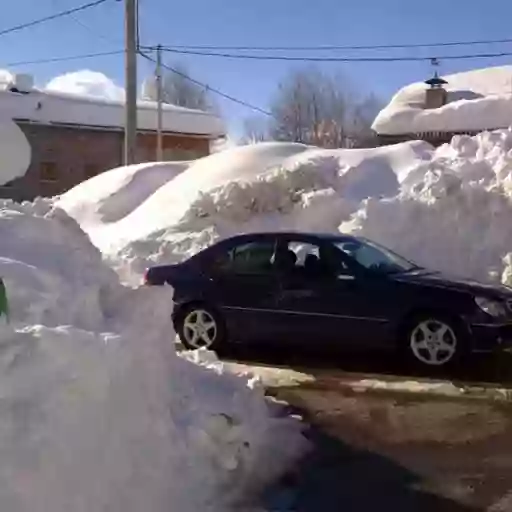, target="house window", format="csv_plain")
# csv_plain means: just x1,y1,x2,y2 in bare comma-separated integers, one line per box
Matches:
40,162,58,183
